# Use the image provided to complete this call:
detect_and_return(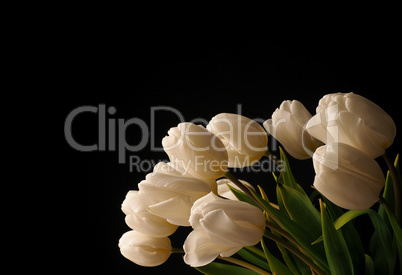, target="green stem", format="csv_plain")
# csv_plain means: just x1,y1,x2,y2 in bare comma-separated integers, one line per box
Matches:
383,153,401,225
263,230,326,275
266,221,330,274
218,256,271,275
266,221,297,245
